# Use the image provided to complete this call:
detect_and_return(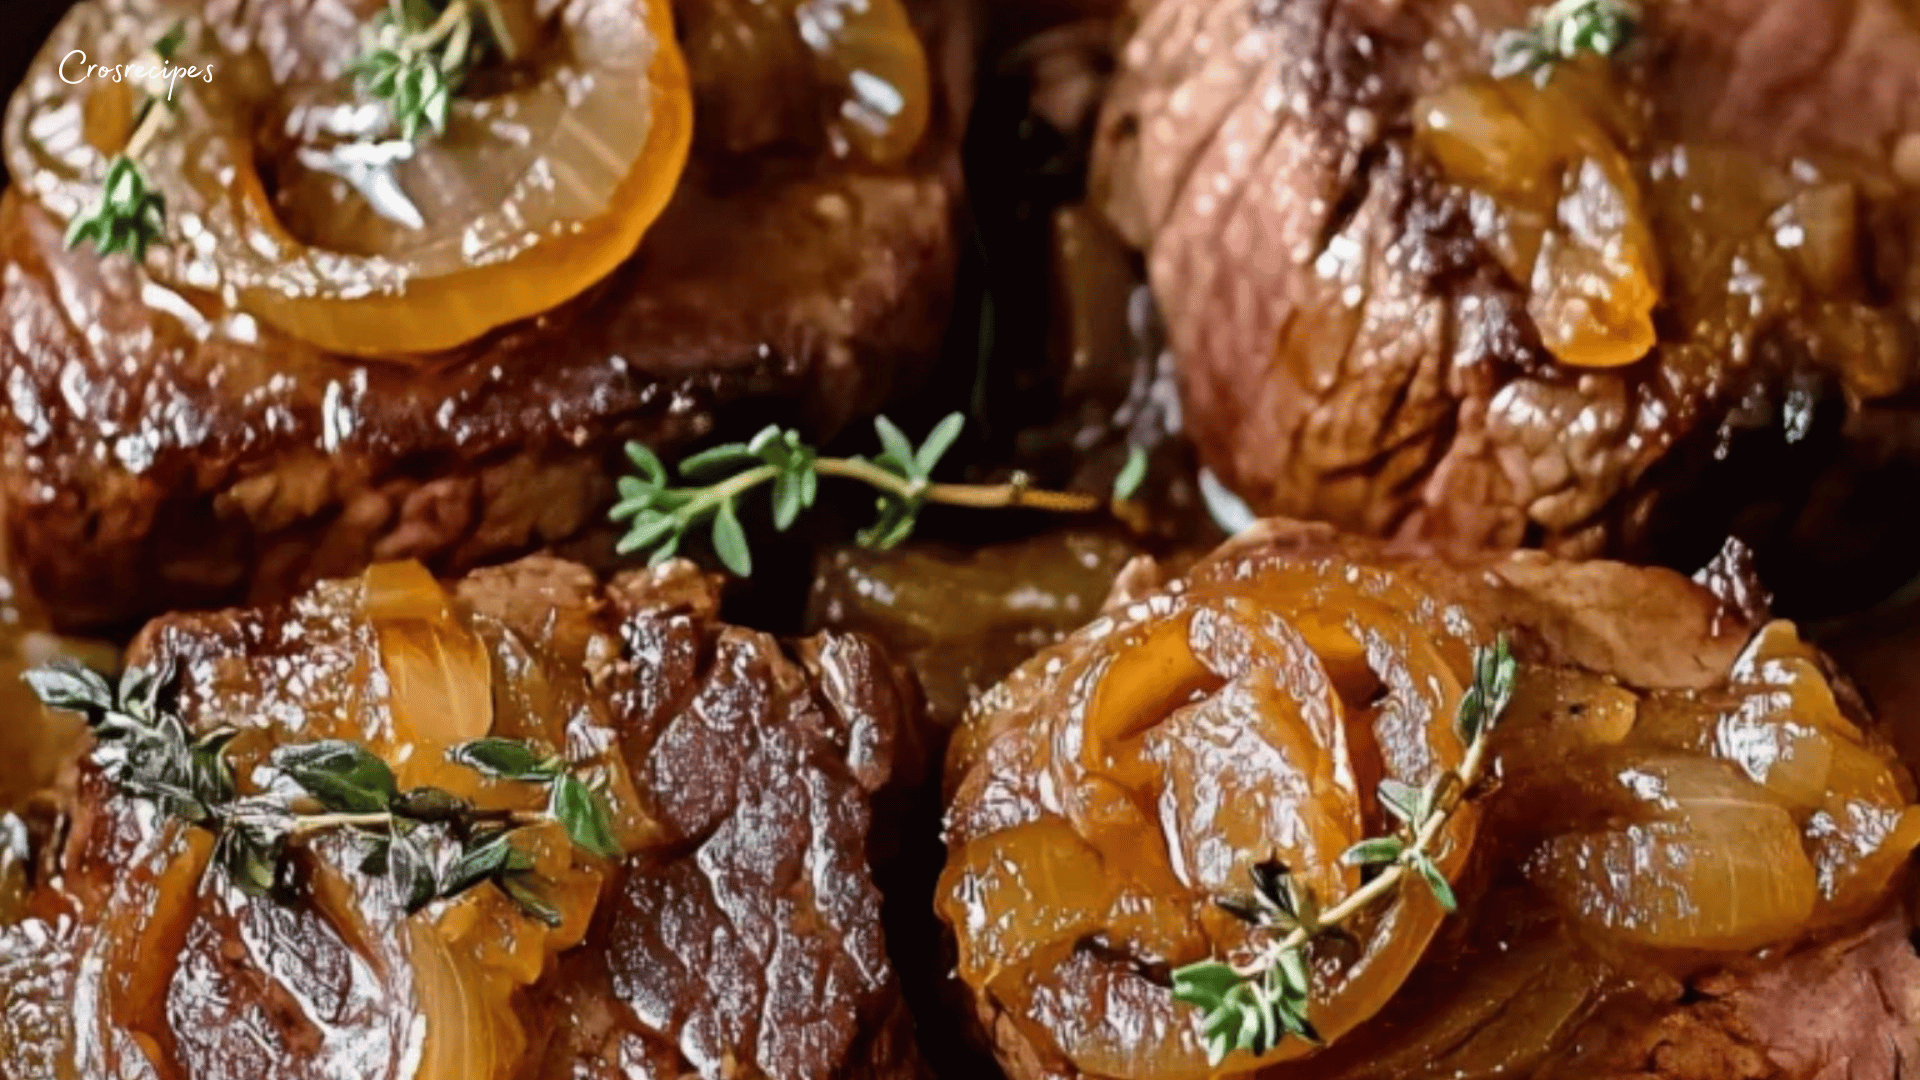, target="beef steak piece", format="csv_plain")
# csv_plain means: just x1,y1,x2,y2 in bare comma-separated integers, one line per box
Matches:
1093,0,1920,610
0,555,926,1080
938,518,1920,1080
0,0,969,634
